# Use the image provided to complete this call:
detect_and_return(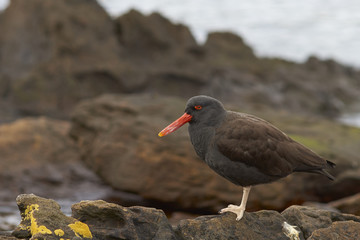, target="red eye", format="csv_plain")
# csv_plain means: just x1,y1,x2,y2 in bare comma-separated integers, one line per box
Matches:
194,105,202,110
